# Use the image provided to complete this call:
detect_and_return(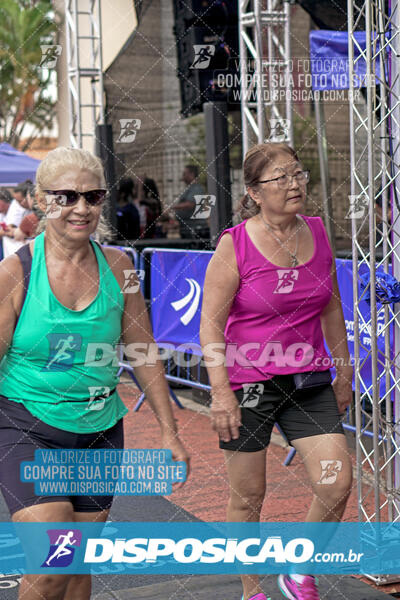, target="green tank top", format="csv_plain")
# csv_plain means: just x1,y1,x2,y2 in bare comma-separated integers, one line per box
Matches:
0,232,128,433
